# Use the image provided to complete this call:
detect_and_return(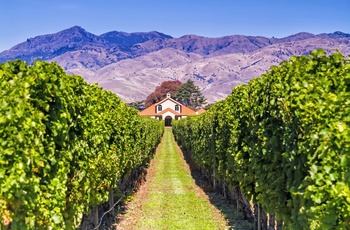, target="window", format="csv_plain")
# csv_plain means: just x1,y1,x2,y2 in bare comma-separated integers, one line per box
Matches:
175,105,179,111
158,105,162,112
